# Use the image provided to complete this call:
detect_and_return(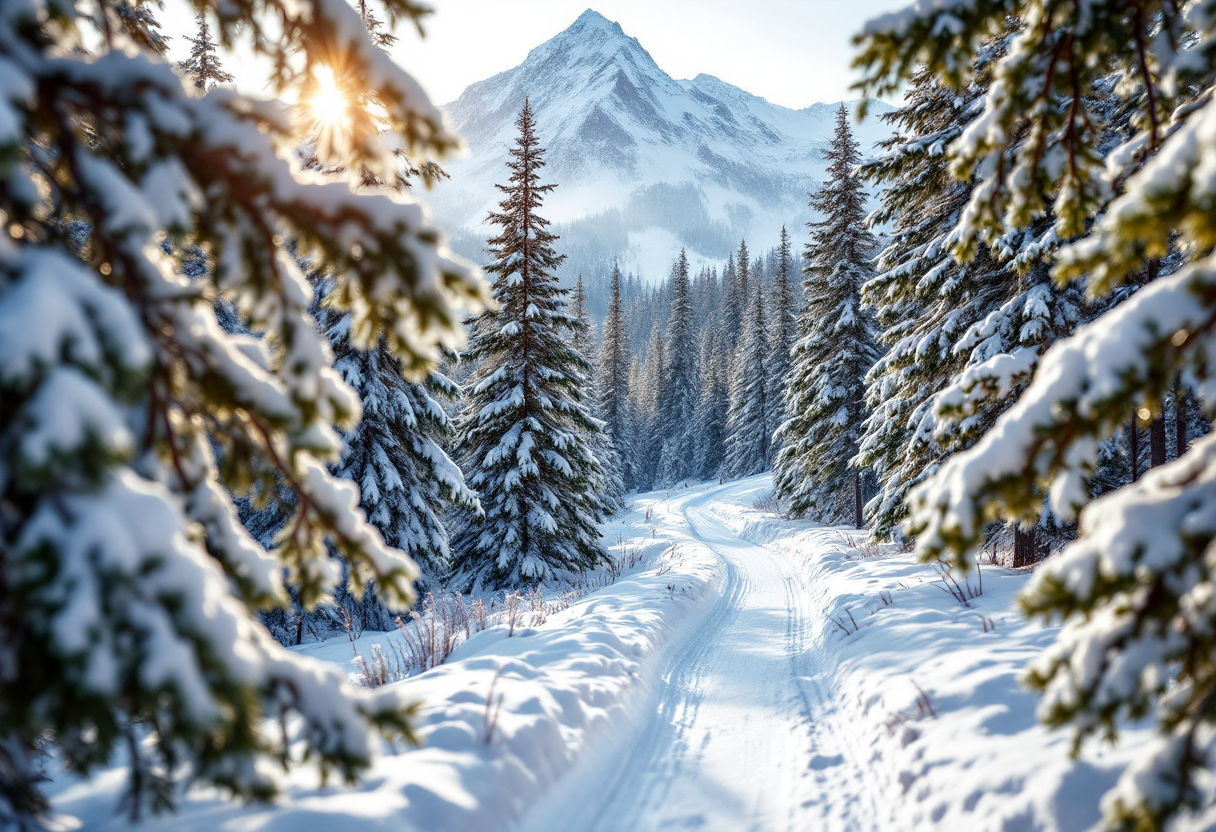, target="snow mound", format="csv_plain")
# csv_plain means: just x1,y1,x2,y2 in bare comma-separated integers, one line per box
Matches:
47,491,724,832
